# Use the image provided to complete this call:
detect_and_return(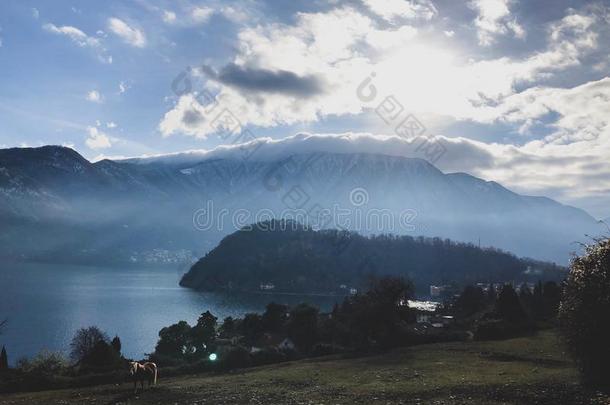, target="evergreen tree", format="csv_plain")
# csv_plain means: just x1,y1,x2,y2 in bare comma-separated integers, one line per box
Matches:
0,346,7,370
495,284,528,323
191,311,217,356
110,336,122,354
